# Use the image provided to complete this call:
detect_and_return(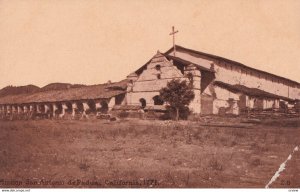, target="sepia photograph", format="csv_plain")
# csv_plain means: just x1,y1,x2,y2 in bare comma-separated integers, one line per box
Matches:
0,0,299,190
